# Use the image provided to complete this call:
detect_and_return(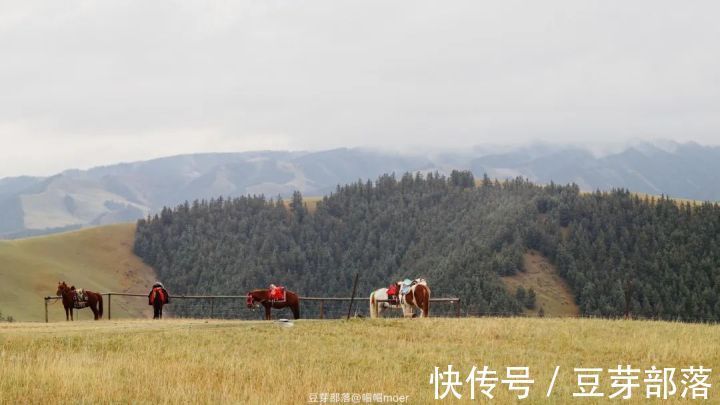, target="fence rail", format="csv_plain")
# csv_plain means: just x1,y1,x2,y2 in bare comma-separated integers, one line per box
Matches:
43,293,461,322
